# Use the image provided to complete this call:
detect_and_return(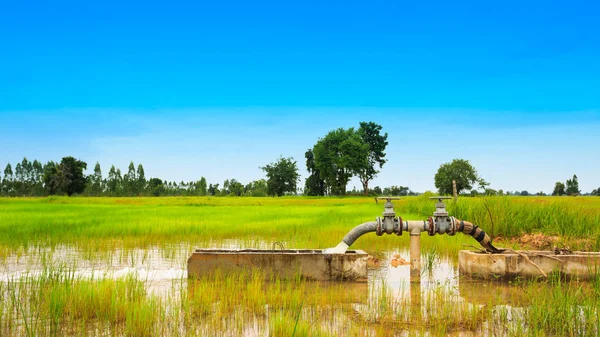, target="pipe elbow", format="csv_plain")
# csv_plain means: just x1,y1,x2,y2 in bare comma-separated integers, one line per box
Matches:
456,219,501,253
342,221,378,247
